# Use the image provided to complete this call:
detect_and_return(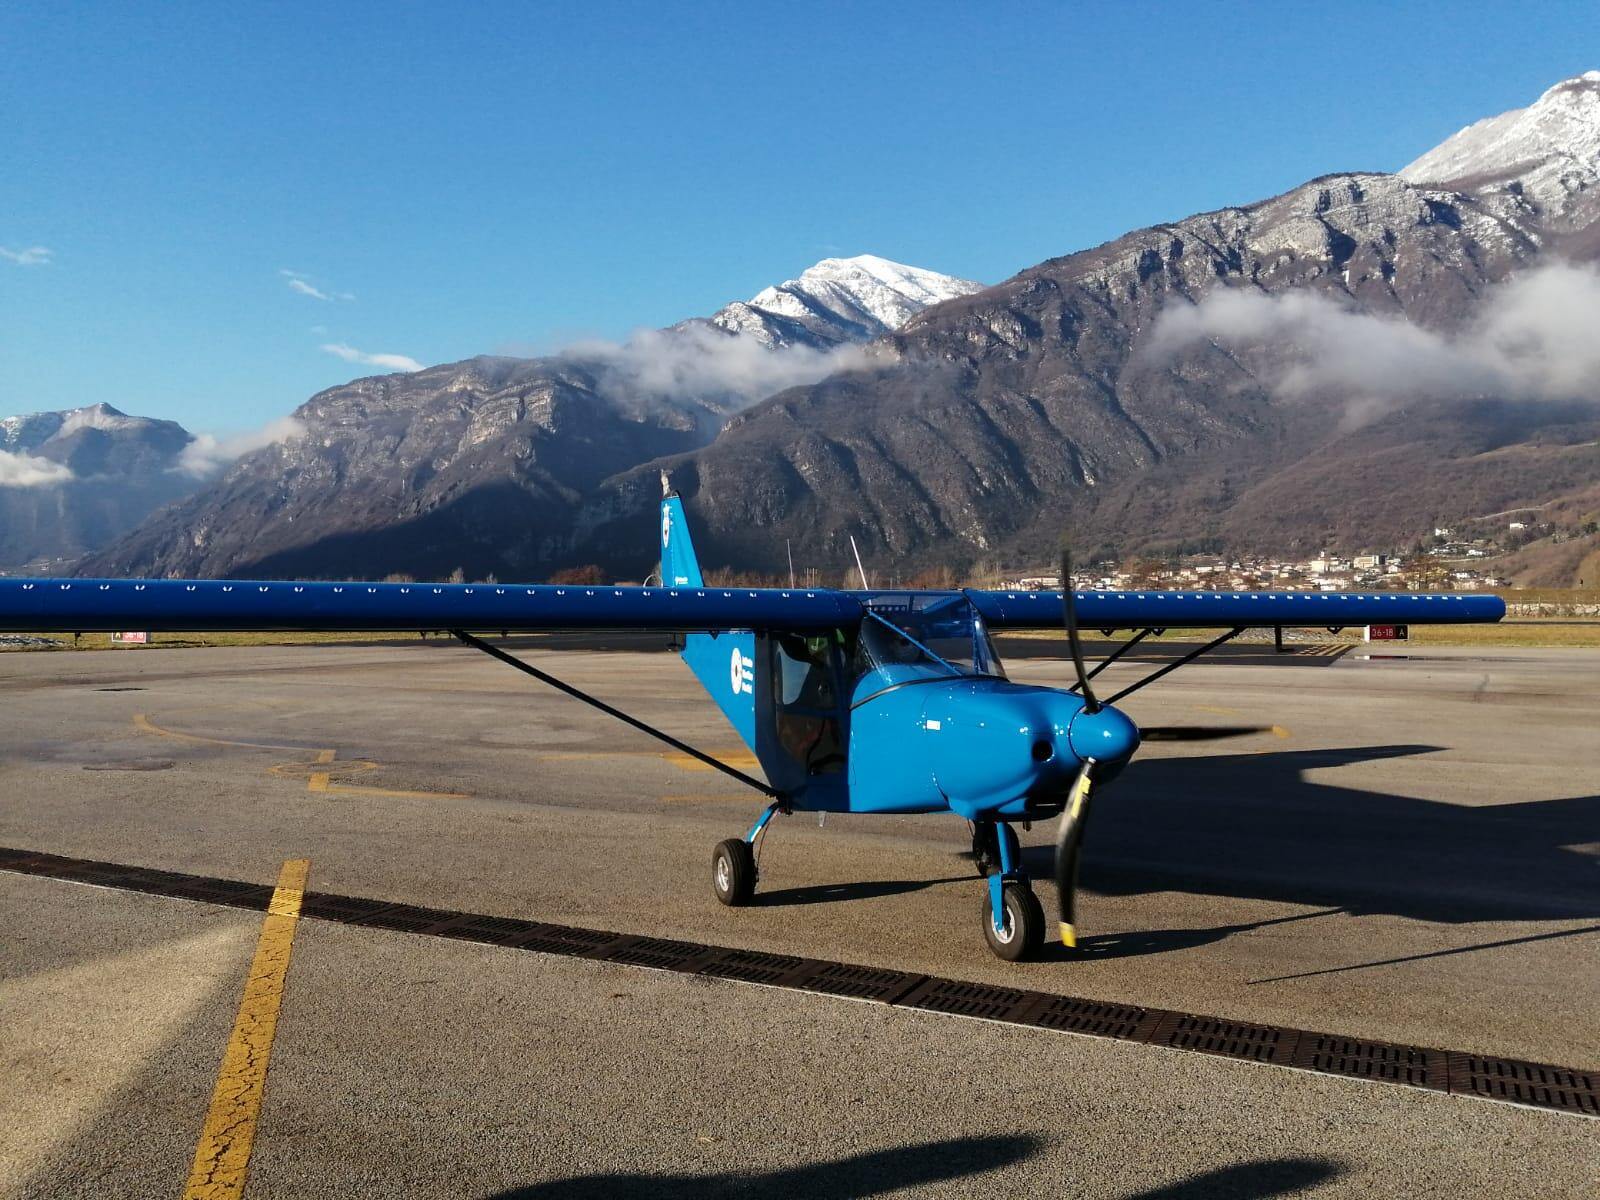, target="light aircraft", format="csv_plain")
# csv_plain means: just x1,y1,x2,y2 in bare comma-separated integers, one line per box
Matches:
0,487,1504,959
